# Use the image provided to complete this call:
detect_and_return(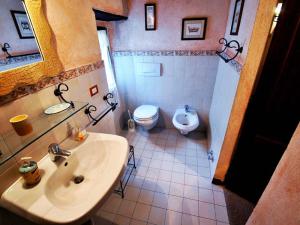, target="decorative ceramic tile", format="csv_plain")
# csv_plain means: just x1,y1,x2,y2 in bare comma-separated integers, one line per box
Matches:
113,50,217,57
